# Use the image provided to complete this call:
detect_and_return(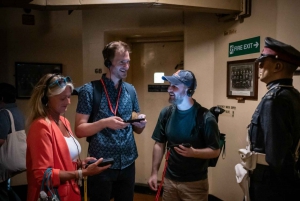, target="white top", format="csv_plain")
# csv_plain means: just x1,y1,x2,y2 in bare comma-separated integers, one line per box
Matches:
64,136,81,161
